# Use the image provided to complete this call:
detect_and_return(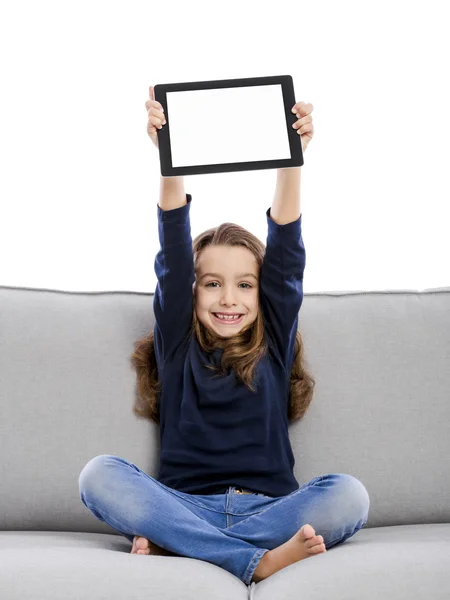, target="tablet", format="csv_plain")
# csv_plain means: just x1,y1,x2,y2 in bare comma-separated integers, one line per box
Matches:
154,75,303,177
